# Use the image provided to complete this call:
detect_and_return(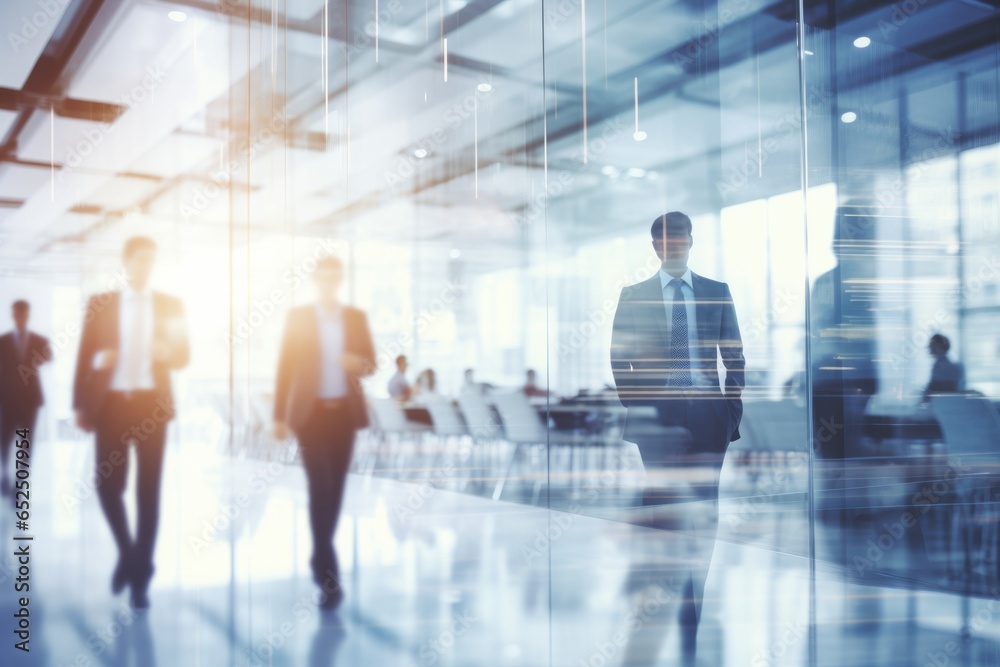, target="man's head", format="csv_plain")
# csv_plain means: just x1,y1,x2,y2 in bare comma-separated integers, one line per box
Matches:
313,256,344,303
650,212,693,271
929,333,950,358
526,369,537,386
464,368,474,383
122,236,157,290
396,355,408,372
12,300,29,330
